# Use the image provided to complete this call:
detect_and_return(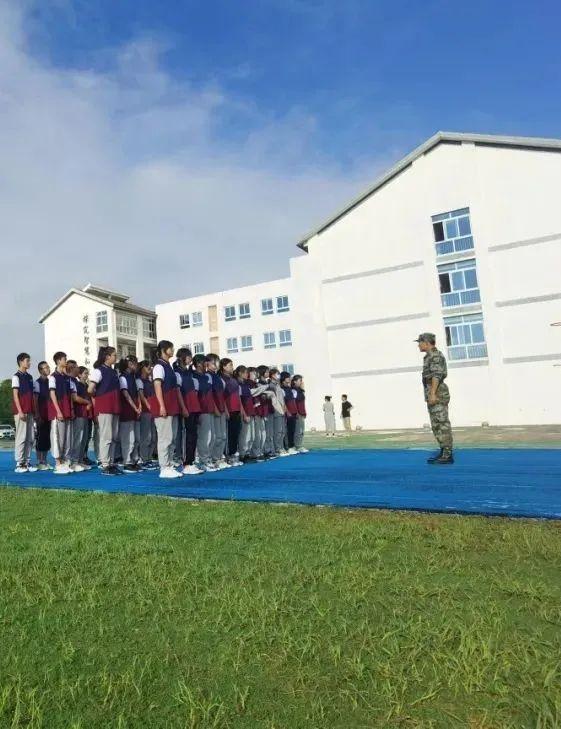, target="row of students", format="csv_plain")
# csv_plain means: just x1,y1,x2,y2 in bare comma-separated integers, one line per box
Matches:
10,342,307,478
